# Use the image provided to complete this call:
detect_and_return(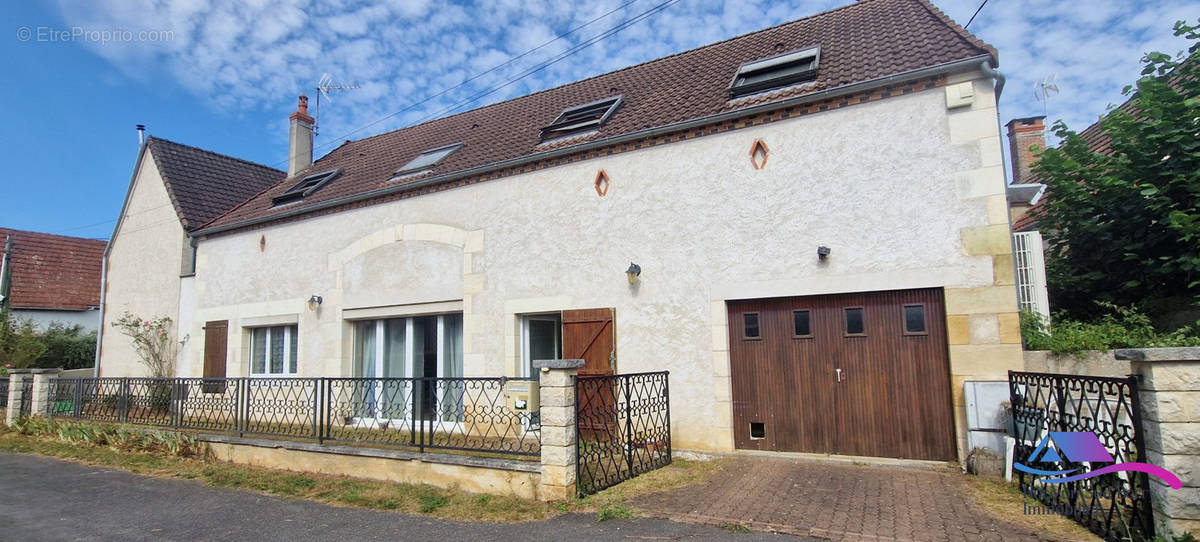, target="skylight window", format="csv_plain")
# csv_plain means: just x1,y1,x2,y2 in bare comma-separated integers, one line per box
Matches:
271,168,342,206
729,46,820,98
394,143,464,177
541,96,622,139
